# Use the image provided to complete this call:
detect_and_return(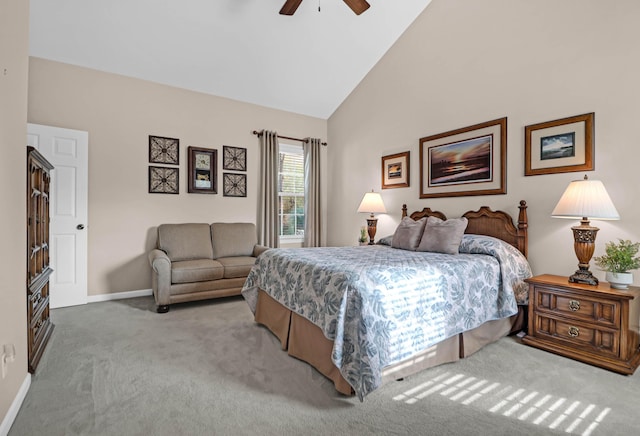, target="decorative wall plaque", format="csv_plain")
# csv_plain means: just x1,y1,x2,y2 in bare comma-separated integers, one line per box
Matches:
149,135,179,165
149,166,179,194
223,173,247,197
188,146,217,194
223,145,247,171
